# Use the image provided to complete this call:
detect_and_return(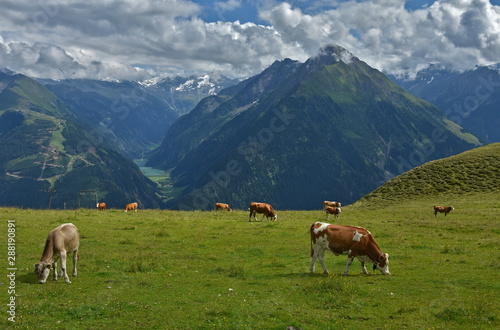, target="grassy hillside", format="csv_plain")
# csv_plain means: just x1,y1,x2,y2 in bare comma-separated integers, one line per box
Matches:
356,143,500,207
1,190,498,328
